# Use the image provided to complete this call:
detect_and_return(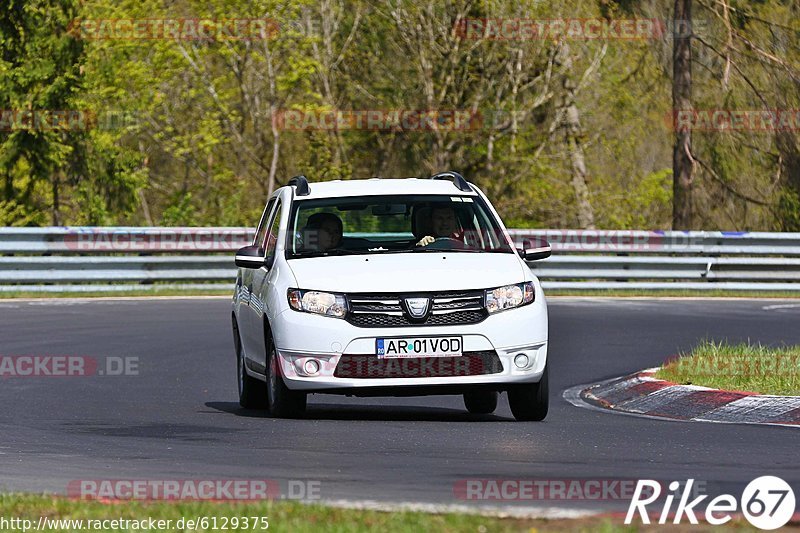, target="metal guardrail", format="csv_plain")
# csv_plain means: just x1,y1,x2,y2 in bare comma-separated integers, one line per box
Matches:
0,227,799,292
508,229,800,255
0,227,253,254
